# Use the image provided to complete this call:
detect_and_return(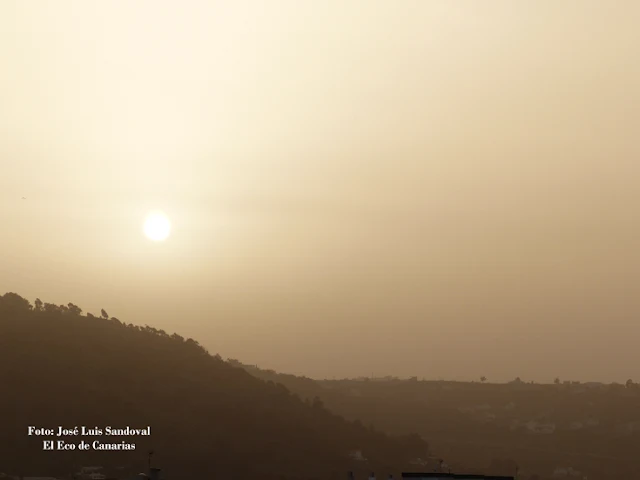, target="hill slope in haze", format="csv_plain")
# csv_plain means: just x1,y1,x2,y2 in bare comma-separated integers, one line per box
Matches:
0,293,428,479
238,363,640,480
